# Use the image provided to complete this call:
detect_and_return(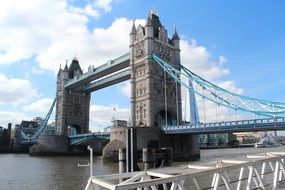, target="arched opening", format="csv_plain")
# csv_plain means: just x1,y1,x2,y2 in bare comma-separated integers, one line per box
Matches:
156,110,176,127
67,125,81,136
